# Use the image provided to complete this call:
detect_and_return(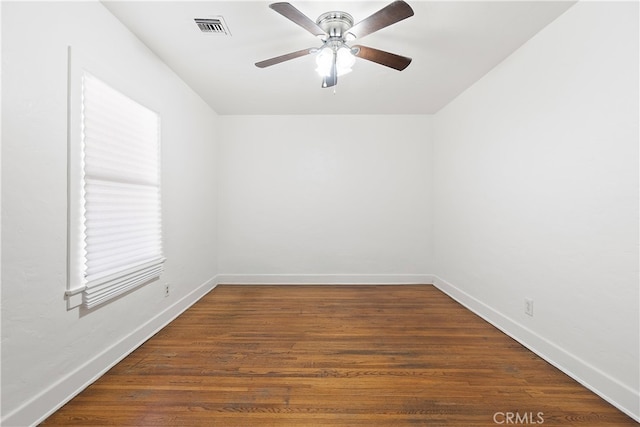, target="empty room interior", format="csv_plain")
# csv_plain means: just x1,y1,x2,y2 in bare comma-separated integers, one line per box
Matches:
1,0,639,425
